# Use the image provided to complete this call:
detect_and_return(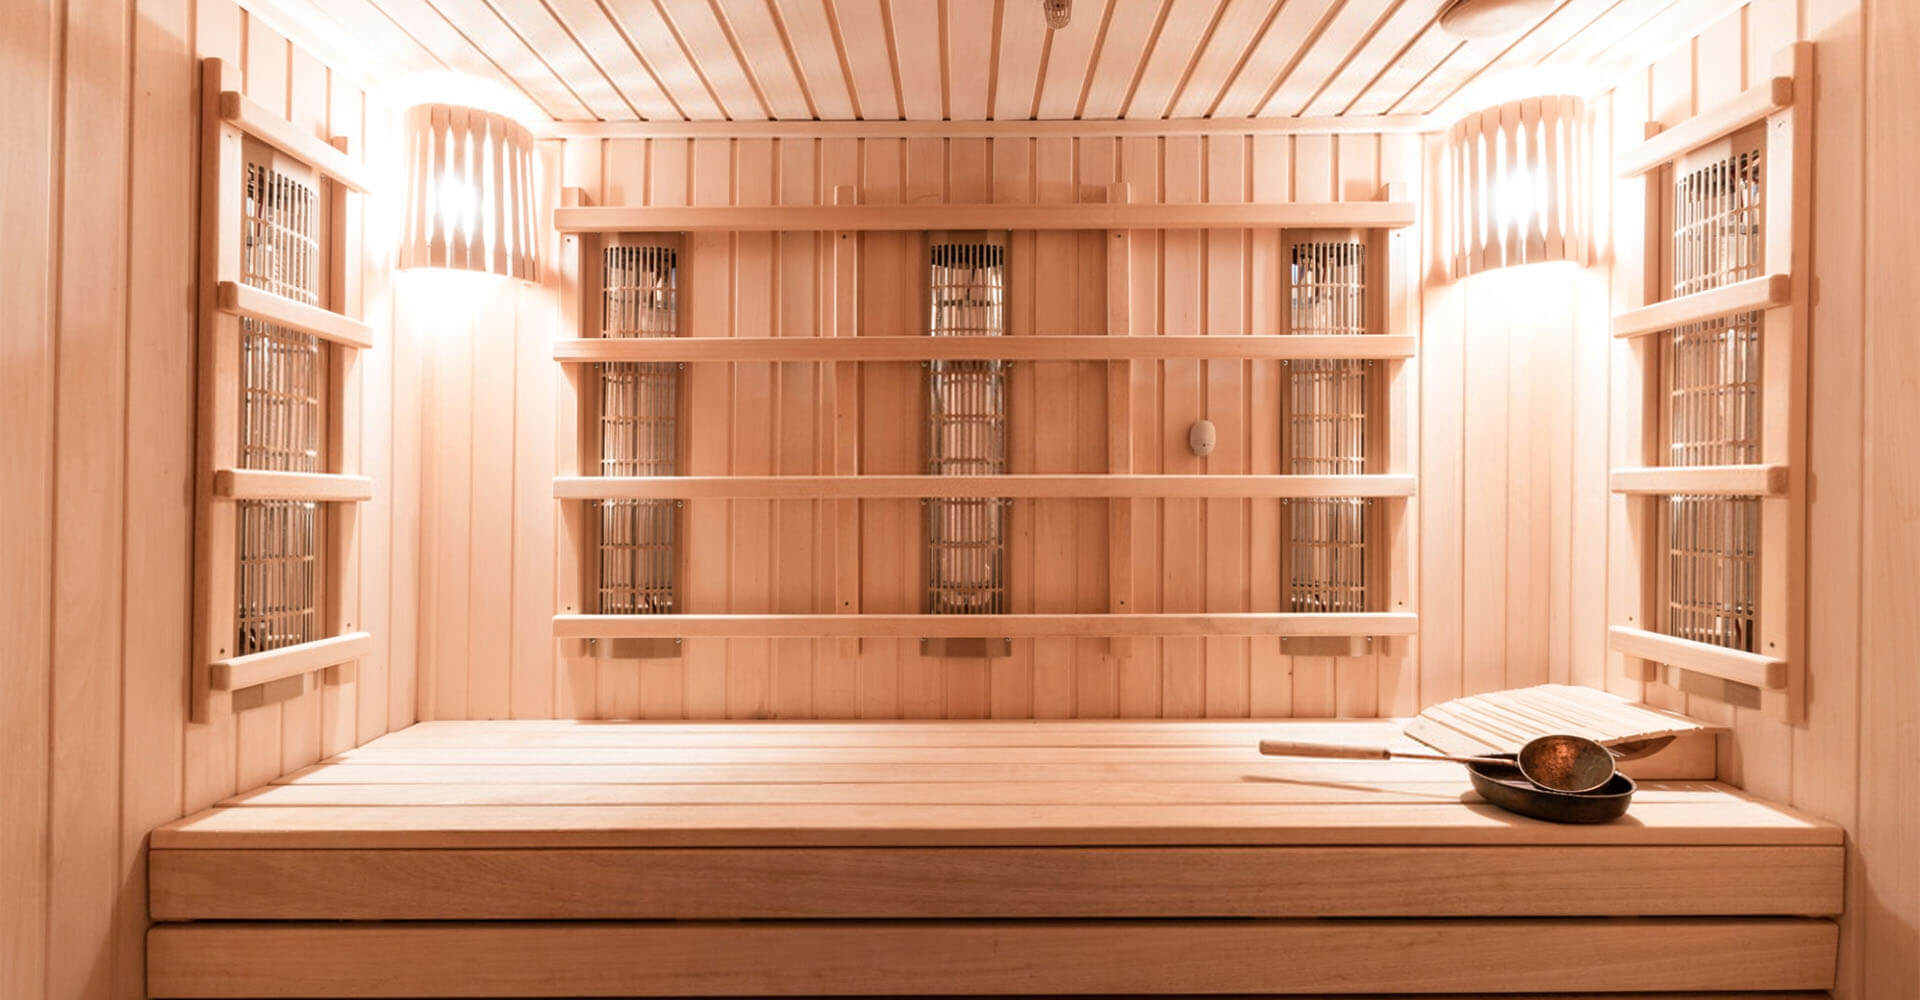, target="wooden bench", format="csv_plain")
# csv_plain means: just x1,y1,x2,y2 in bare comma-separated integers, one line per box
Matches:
147,720,1841,998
